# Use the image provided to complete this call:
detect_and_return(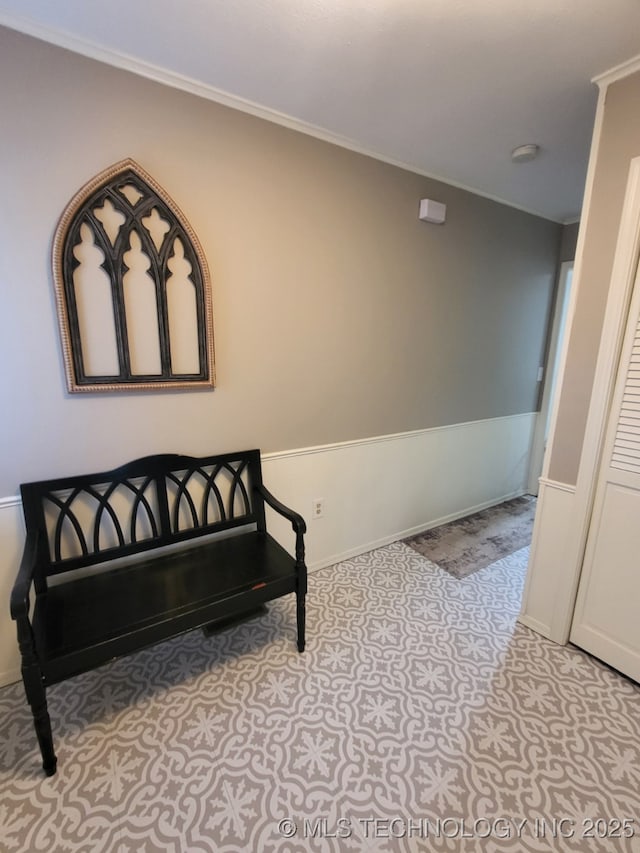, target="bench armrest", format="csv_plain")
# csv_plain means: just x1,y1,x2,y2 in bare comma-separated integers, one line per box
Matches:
256,484,307,535
10,531,39,620
256,484,307,570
